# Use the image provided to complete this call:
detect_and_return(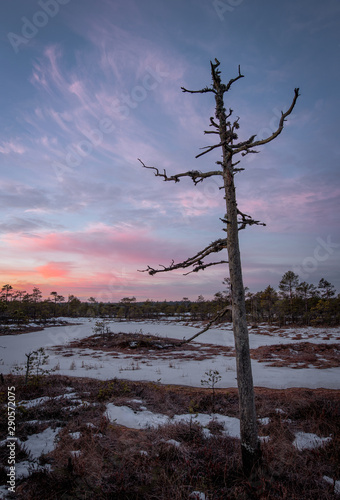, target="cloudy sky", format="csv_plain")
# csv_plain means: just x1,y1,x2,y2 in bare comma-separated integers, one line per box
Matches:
0,0,339,301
